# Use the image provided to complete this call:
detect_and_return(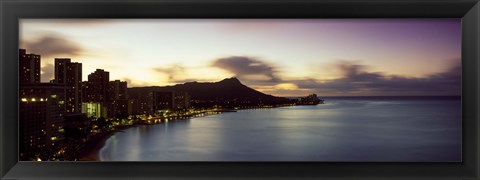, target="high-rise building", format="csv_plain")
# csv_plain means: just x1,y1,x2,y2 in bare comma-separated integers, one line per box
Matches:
128,89,154,115
19,83,66,160
85,69,109,103
19,49,41,84
82,69,110,118
107,80,128,117
108,80,127,101
54,58,83,113
153,91,191,113
81,102,105,118
173,91,191,110
81,81,92,103
153,91,174,112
